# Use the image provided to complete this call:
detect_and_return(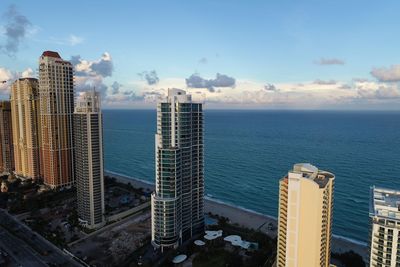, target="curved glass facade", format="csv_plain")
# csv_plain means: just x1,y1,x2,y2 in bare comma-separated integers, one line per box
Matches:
151,89,204,251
